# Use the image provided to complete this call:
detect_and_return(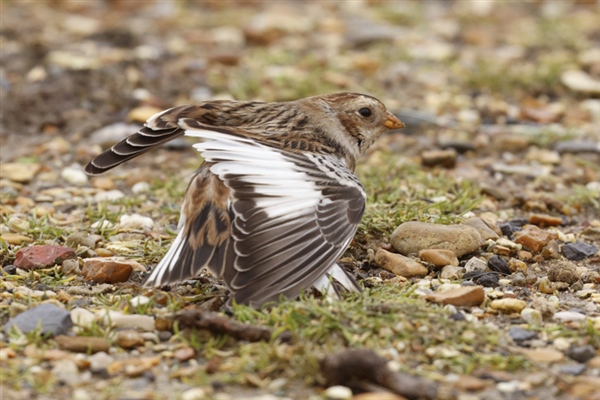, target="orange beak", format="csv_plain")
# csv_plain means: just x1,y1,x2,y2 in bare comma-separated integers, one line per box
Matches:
384,113,404,129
